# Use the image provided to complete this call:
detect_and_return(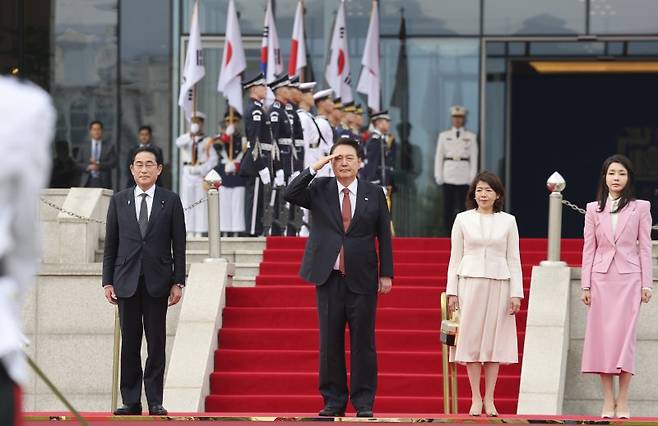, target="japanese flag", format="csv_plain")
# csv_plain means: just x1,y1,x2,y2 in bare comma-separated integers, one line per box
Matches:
325,0,352,103
288,1,307,78
217,0,246,113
